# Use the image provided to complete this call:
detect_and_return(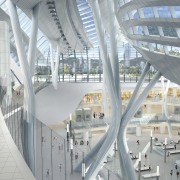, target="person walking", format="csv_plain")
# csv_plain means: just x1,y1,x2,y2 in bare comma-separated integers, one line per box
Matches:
59,164,62,172
93,112,96,119
175,164,178,170
145,154,147,159
137,140,140,145
170,169,173,176
149,165,151,172
177,171,179,178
